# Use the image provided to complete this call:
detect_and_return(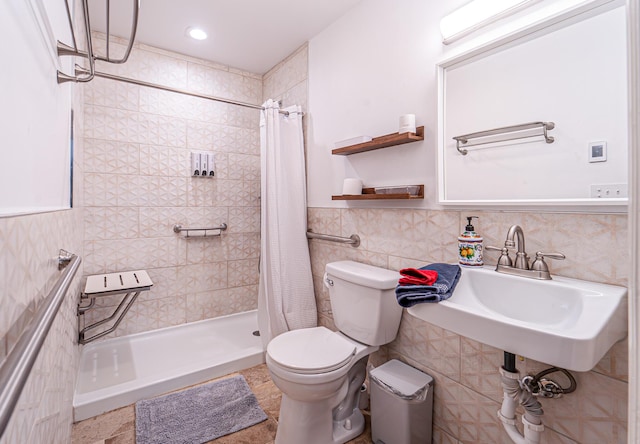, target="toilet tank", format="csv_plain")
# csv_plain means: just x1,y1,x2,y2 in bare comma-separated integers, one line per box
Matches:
325,261,403,346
